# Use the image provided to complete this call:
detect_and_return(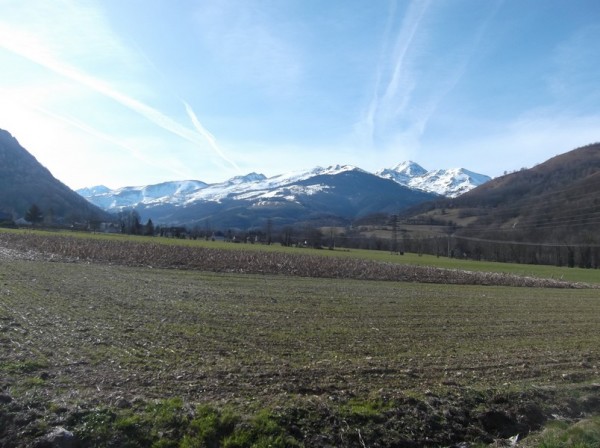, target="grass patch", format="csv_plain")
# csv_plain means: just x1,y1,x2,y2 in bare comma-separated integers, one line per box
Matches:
521,417,600,447
72,400,301,448
0,359,49,374
340,398,391,421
